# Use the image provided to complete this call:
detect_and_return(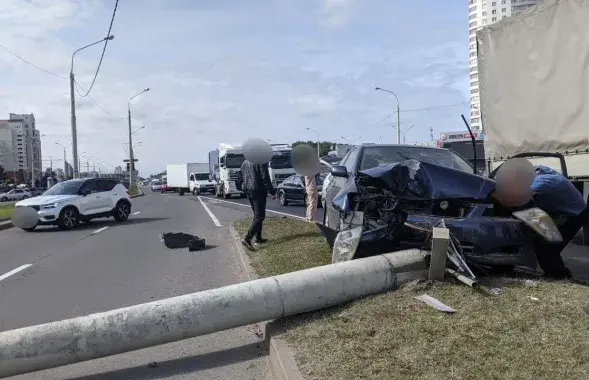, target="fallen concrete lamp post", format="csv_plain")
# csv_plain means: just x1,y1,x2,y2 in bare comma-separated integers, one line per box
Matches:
0,248,431,378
